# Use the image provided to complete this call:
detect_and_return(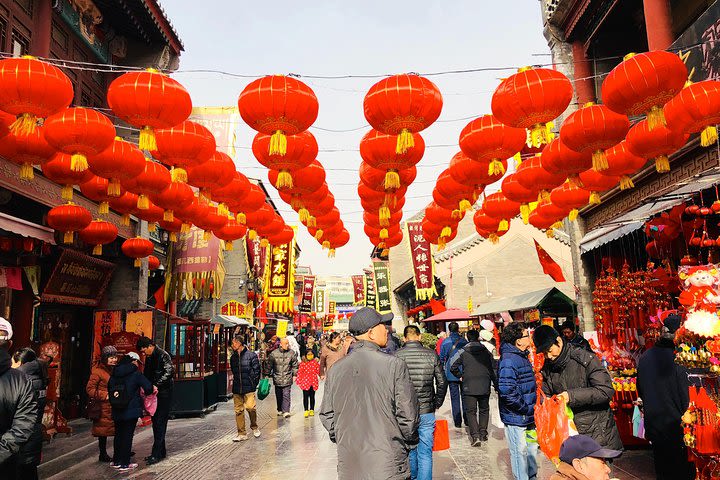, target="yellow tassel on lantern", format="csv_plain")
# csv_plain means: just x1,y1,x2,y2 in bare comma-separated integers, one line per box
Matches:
528,123,549,148
203,230,211,241
164,210,174,222
225,241,234,251
701,126,718,147
379,206,391,224
441,226,452,238
592,150,609,171
322,240,330,249
488,159,506,176
384,170,401,190
499,219,509,231
260,238,269,248
171,167,188,183
63,231,74,244
569,209,579,221
170,232,177,242
315,229,324,241
217,203,229,216
121,214,130,226
139,126,157,151
551,221,563,229
107,179,121,197
299,208,310,223
92,244,103,255
396,128,415,154
619,175,634,190
137,194,149,210
328,248,336,258
381,248,389,257
513,152,522,168
99,201,109,215
646,105,666,130
438,238,446,250
61,185,73,201
269,130,287,156
134,258,142,268
10,113,38,135
490,234,500,245
181,223,190,233
248,229,257,240
276,170,293,189
589,192,602,205
654,155,670,173
148,223,157,233
308,216,317,228
520,204,530,224
459,199,472,212
237,213,246,224
546,229,555,238
380,228,389,240
451,209,462,220
70,153,88,172
19,163,34,180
